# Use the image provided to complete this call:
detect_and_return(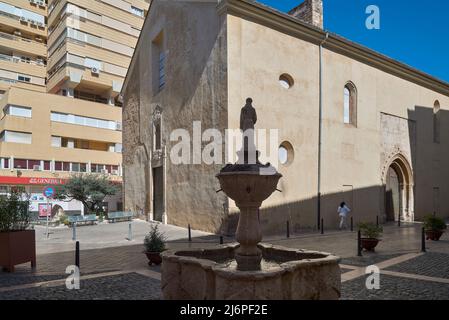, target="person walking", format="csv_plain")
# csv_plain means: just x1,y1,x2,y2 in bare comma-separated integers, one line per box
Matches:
337,202,351,230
